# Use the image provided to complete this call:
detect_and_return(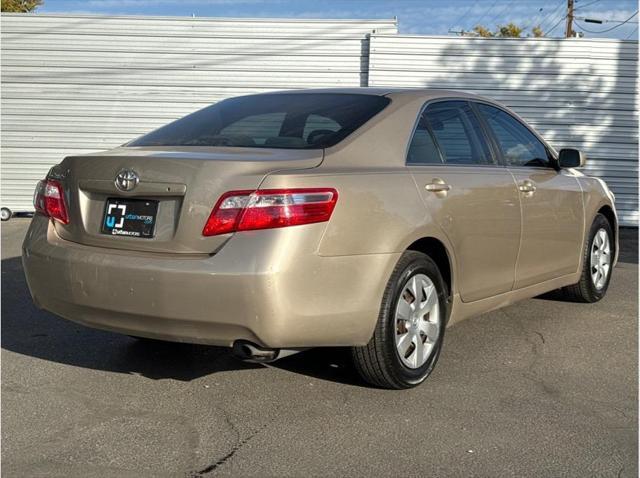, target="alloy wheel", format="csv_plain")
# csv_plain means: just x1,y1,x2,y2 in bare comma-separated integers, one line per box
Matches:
590,228,611,290
394,273,441,369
